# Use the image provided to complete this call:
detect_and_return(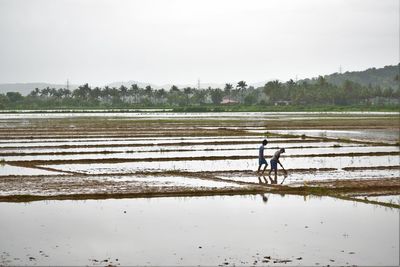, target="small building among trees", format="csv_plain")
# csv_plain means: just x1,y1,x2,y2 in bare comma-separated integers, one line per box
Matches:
220,97,239,104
